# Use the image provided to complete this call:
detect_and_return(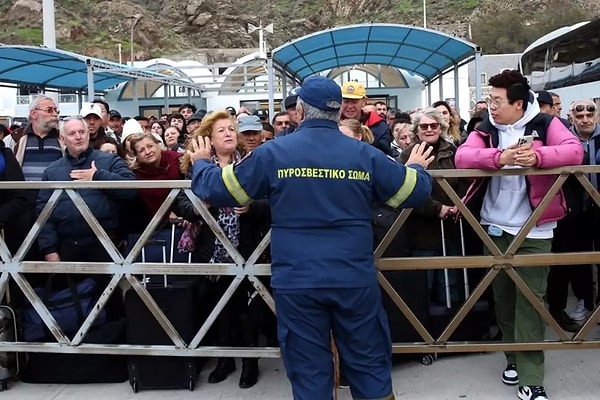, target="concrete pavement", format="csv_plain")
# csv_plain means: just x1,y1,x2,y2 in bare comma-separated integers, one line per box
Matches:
8,343,600,399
